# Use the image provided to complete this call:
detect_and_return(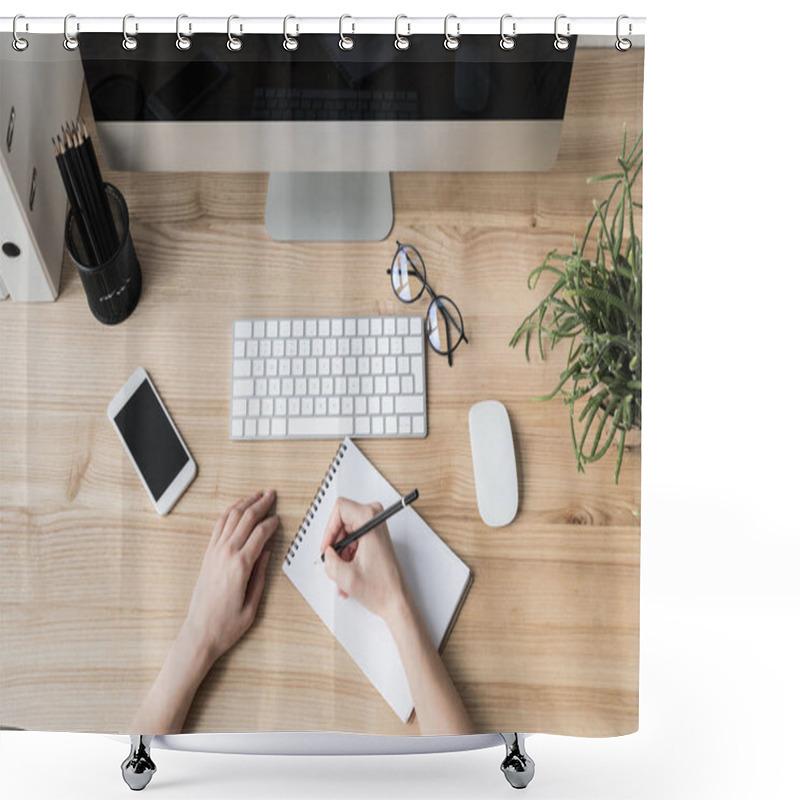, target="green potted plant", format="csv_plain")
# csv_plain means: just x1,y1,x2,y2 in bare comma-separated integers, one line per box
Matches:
511,128,642,484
